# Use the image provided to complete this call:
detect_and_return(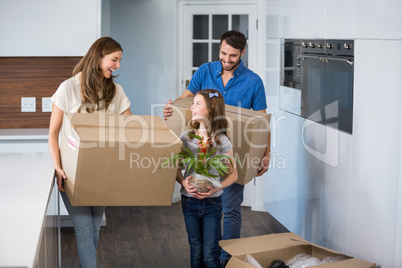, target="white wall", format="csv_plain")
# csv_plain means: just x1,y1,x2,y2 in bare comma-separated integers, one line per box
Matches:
264,0,402,267
0,0,100,56
106,0,177,116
